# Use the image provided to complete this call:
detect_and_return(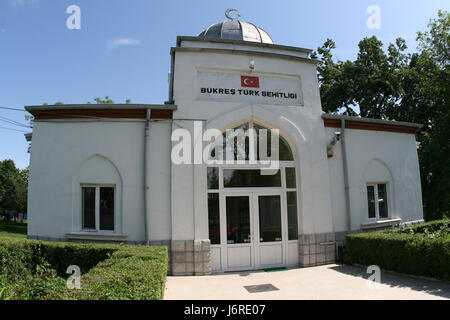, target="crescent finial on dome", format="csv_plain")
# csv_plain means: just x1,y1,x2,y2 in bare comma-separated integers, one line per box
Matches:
225,8,241,21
